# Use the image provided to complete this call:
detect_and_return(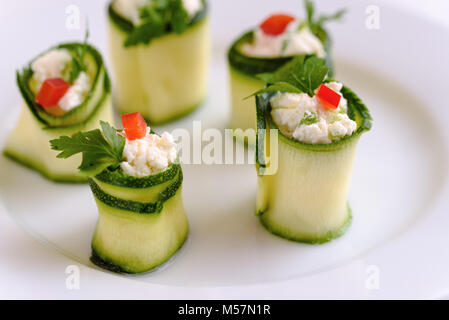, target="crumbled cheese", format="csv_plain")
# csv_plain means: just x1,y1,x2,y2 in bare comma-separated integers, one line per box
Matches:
31,49,91,112
31,49,72,91
58,72,91,111
182,0,203,17
241,22,326,58
325,81,343,92
270,91,315,109
292,119,331,144
113,0,147,25
284,27,325,57
120,128,178,177
270,82,357,144
113,0,202,25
